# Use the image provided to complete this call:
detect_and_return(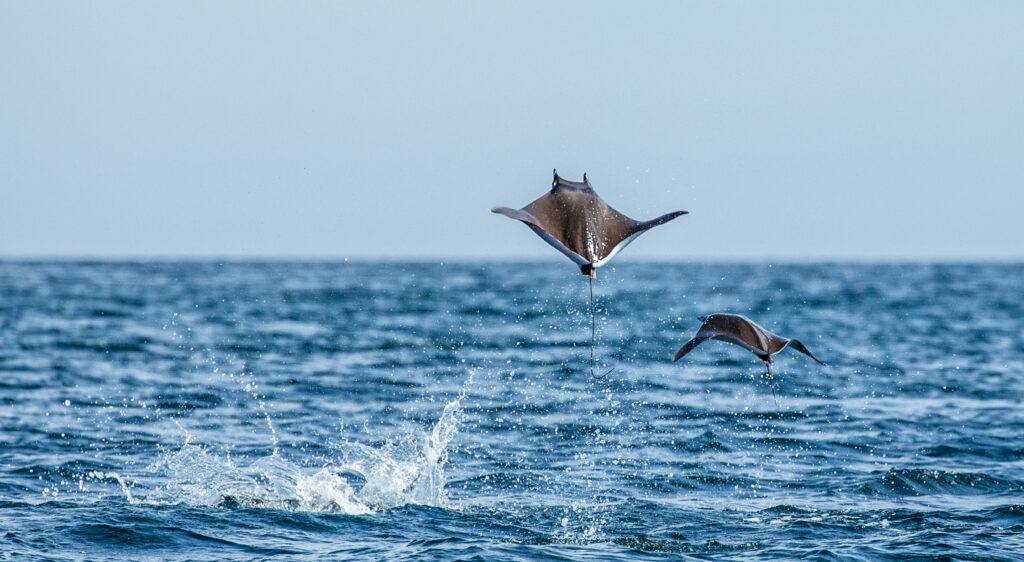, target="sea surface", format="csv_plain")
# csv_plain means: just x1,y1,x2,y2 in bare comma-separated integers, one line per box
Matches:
1,260,1021,560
